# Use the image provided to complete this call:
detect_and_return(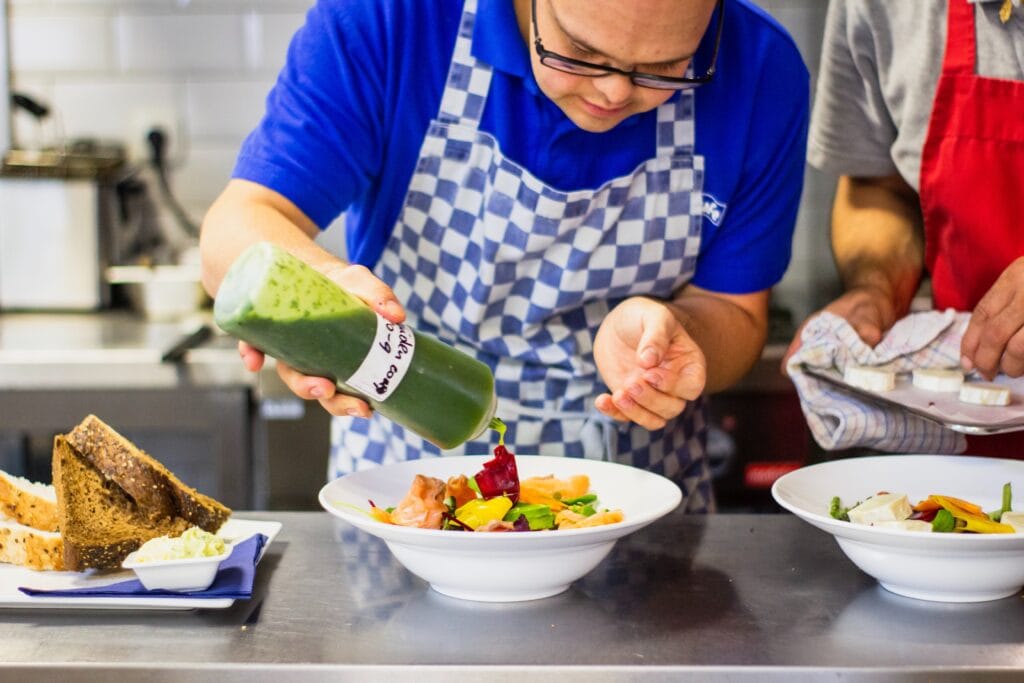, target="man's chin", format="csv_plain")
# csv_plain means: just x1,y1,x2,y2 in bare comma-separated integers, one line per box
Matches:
565,109,627,133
